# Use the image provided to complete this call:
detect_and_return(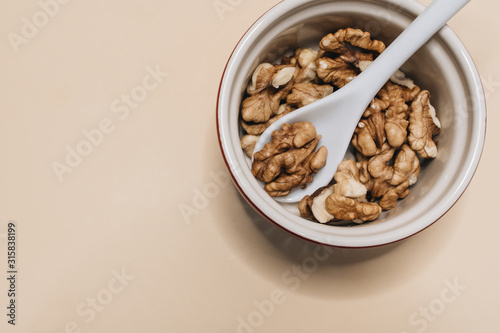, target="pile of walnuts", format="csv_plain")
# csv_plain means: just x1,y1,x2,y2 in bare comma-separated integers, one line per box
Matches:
240,28,441,224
